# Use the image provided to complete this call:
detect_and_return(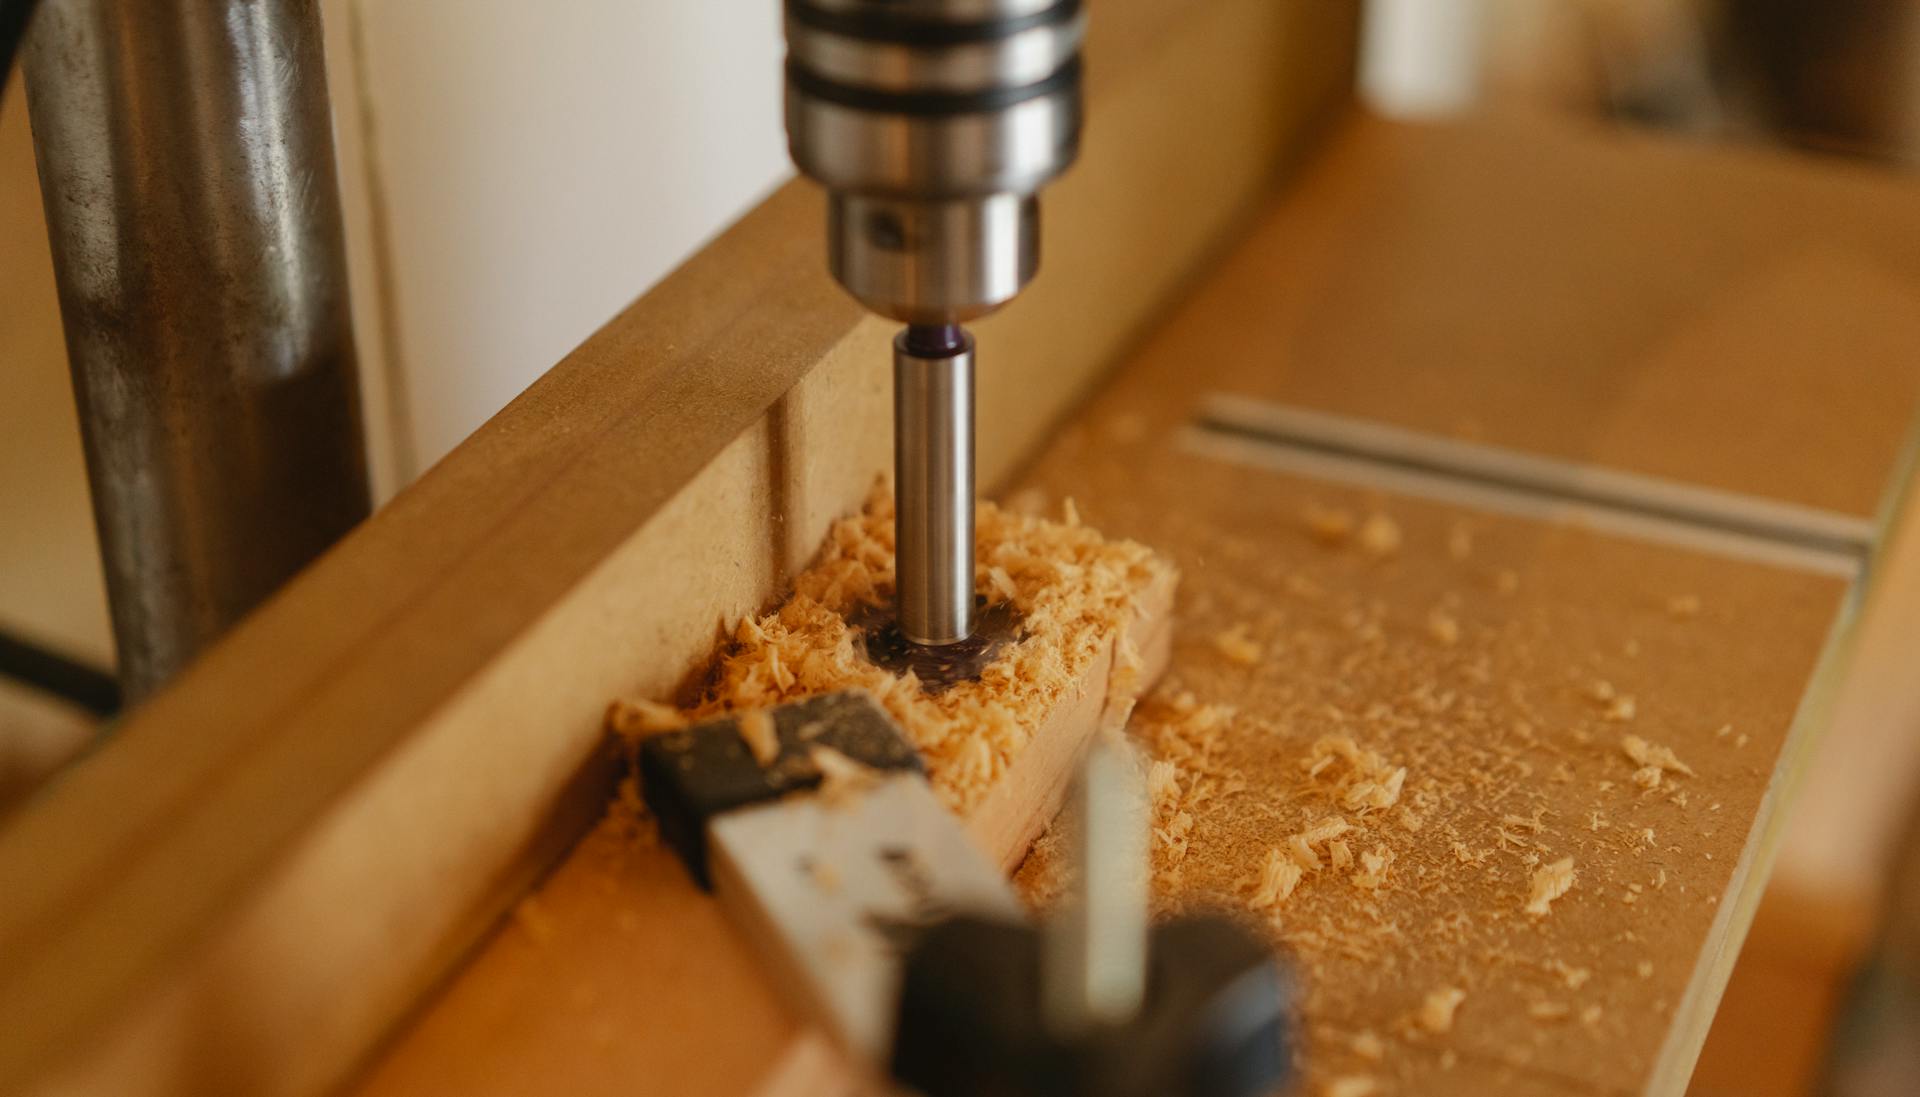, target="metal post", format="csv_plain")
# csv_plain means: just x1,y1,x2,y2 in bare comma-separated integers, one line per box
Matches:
22,0,371,700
